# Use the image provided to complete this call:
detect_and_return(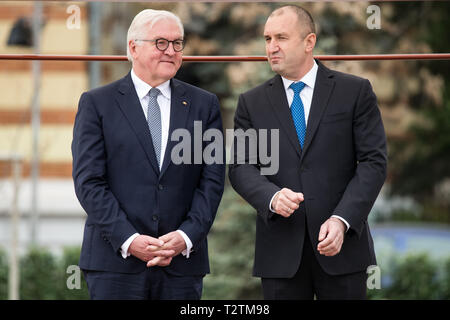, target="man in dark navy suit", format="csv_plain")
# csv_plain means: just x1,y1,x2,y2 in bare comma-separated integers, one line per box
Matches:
229,5,387,299
72,9,225,300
